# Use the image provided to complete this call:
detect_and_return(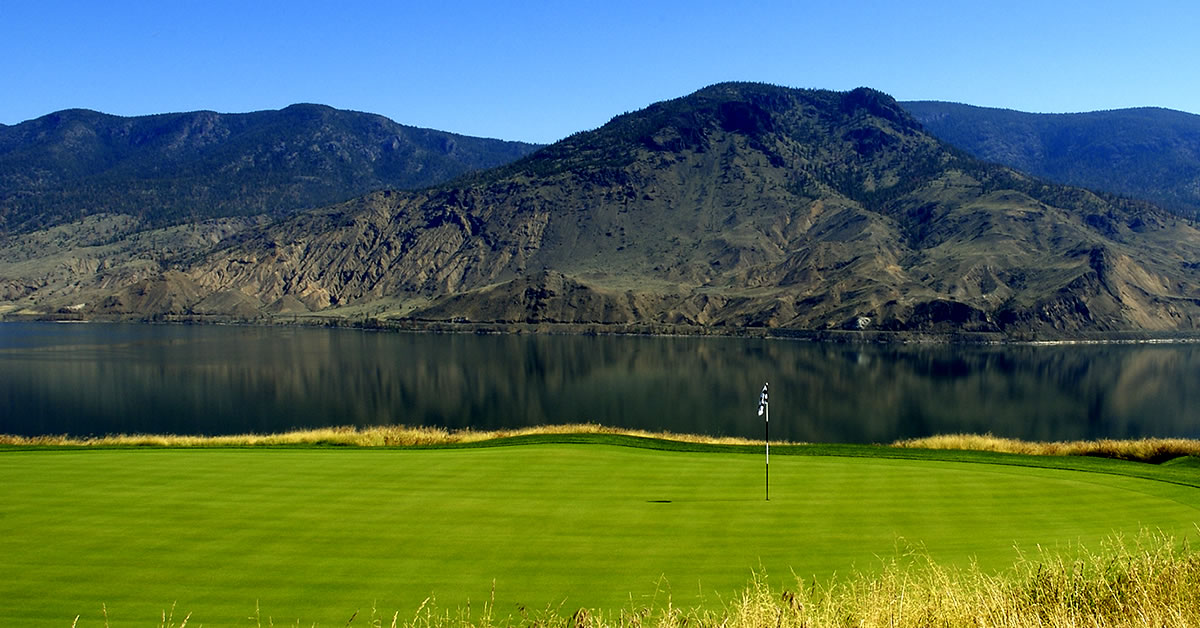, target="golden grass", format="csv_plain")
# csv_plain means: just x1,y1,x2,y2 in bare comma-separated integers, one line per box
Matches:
5,426,1200,465
707,530,1200,628
0,423,766,448
895,433,1200,463
222,530,1200,627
